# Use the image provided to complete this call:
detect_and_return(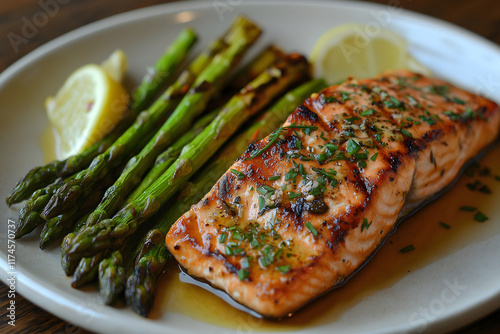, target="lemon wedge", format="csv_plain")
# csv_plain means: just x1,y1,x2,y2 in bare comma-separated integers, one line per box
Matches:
310,23,430,85
46,50,129,159
101,49,128,83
